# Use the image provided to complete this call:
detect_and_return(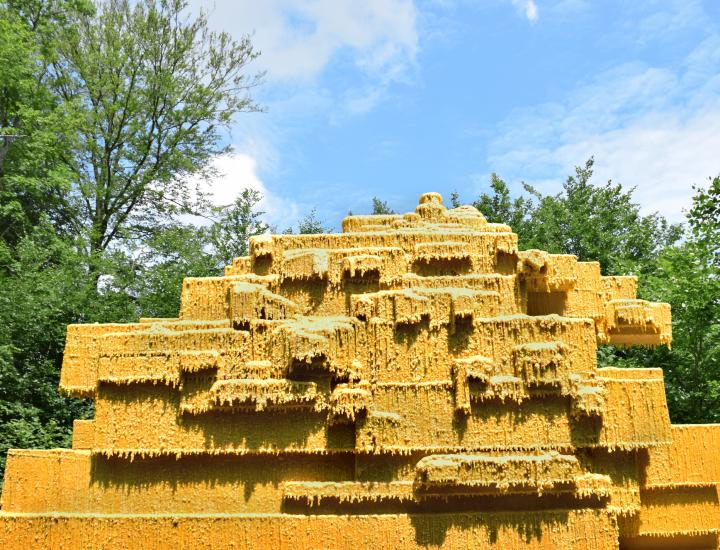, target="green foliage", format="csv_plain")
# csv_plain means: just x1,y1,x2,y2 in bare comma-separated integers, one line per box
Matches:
0,189,274,487
689,176,720,257
472,173,535,241
449,191,461,208
298,208,329,234
100,225,216,320
0,8,78,246
100,188,271,319
602,203,720,423
52,0,262,255
646,177,720,422
371,197,395,215
3,1,94,57
208,189,270,265
0,223,95,489
473,159,683,276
